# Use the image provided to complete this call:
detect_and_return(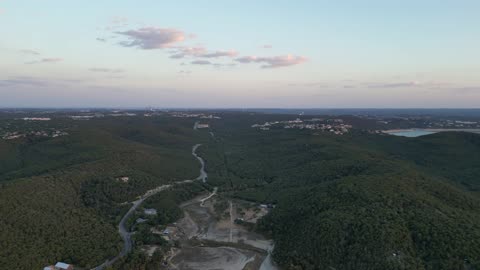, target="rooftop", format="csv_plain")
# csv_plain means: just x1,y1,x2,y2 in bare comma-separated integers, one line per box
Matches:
54,262,71,270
